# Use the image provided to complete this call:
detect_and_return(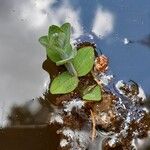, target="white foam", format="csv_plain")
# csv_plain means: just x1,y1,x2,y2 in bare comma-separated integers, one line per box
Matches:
63,99,84,113
59,128,90,150
123,38,130,45
138,86,146,100
50,109,63,124
88,34,94,40
60,139,69,147
108,136,117,147
100,74,113,86
115,80,125,94
62,128,75,139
